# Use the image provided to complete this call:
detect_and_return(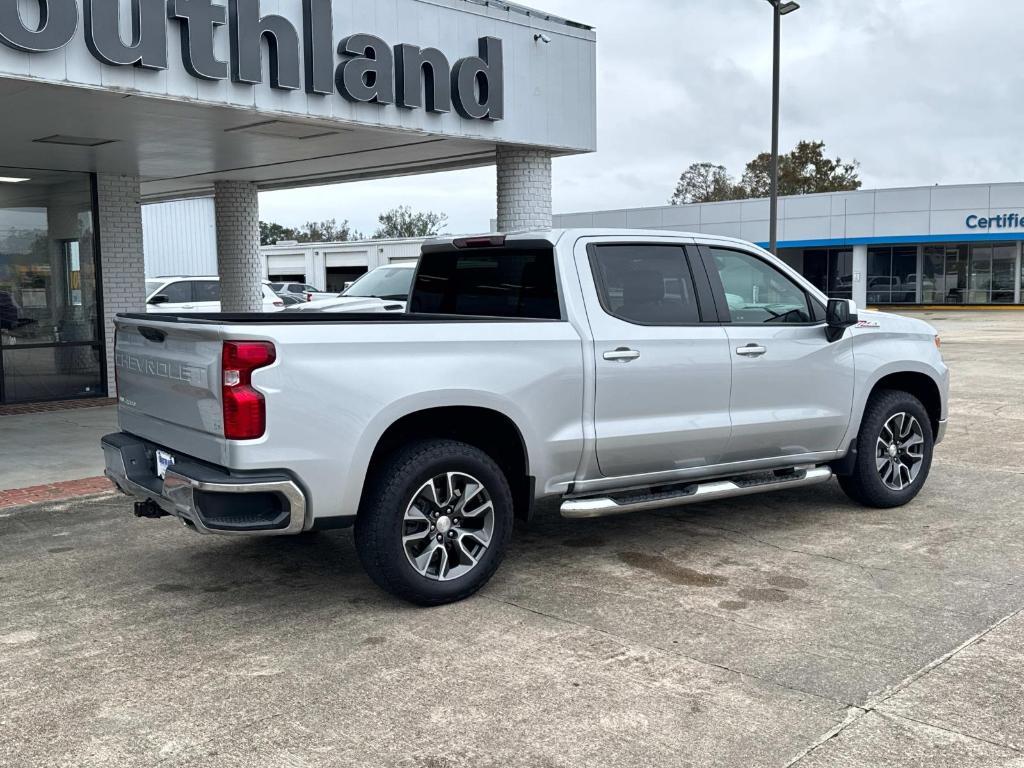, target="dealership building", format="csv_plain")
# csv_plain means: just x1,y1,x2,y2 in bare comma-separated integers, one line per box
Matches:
0,0,596,405
145,181,1024,312
555,183,1024,310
